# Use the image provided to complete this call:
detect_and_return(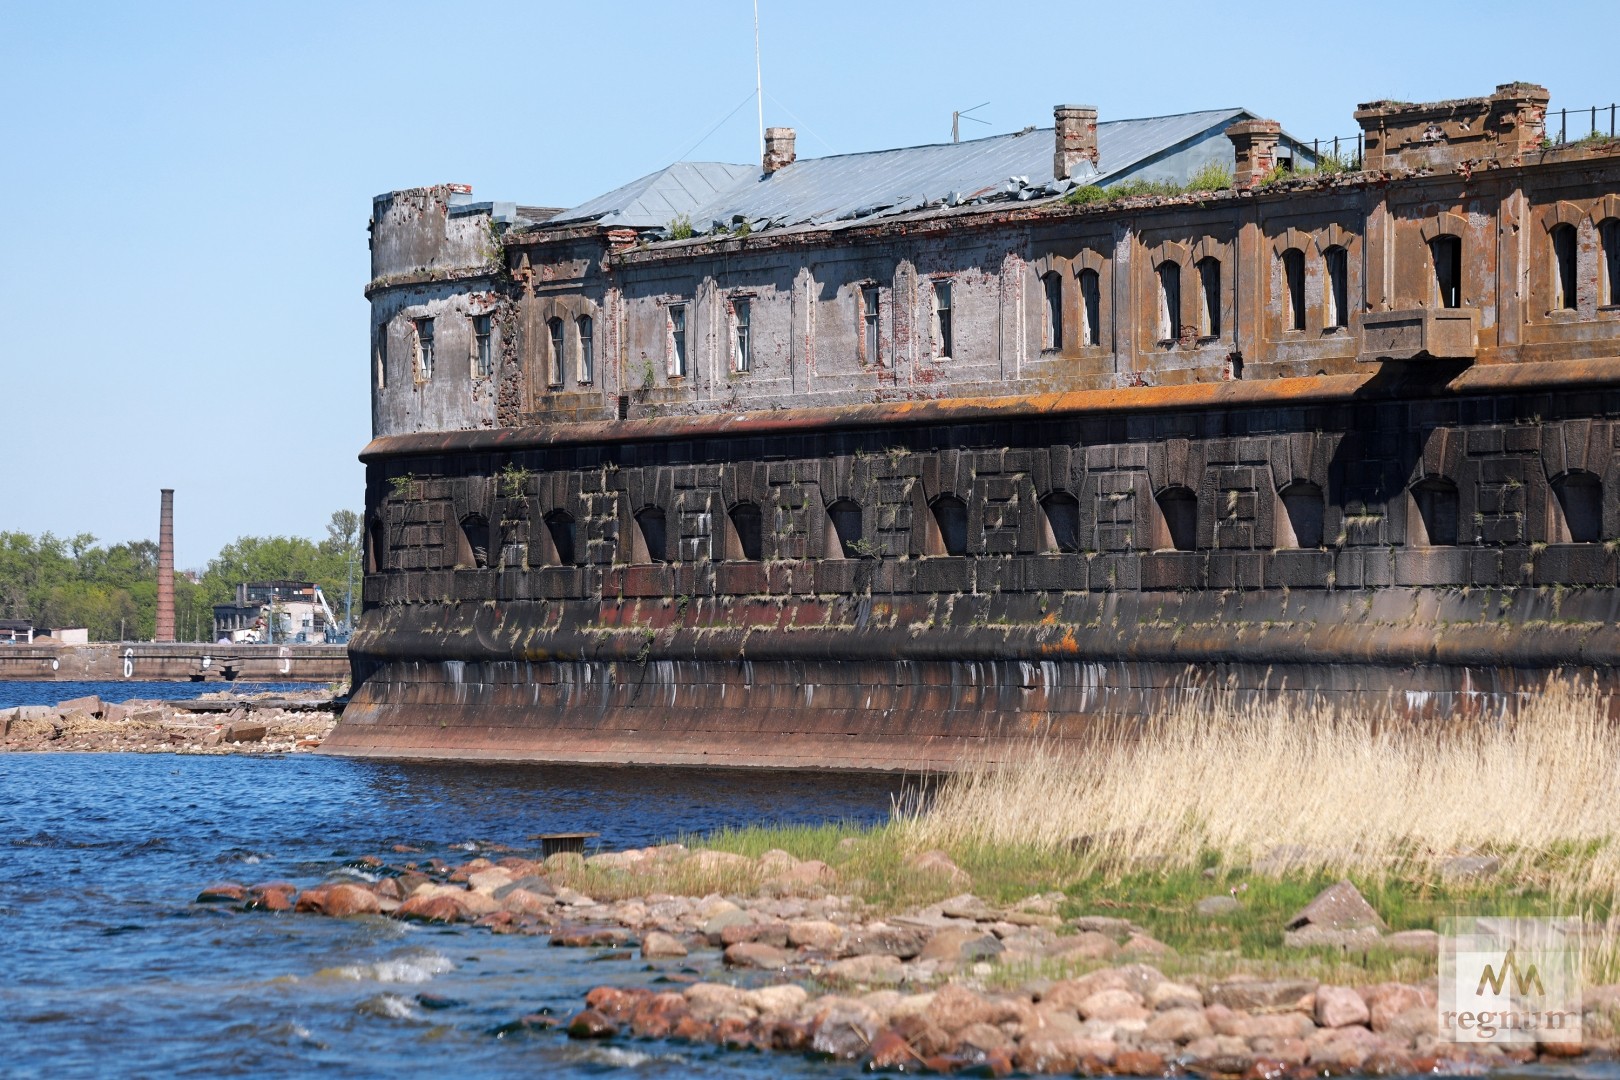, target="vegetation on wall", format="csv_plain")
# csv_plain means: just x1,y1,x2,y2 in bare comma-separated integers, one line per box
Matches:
0,510,361,642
